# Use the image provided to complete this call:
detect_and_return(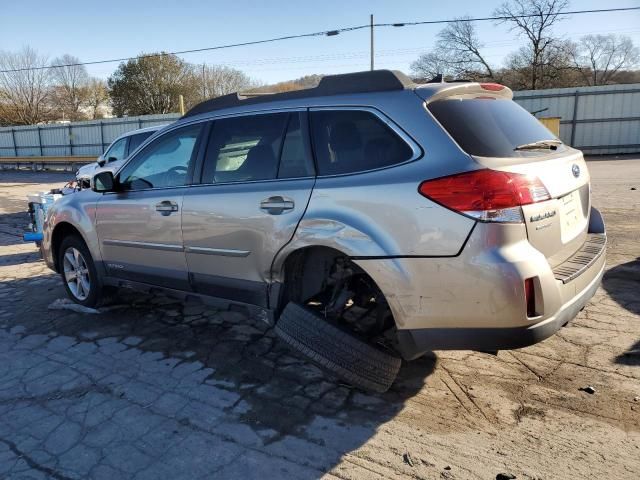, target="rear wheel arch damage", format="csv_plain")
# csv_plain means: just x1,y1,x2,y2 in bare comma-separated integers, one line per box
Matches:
273,246,403,392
